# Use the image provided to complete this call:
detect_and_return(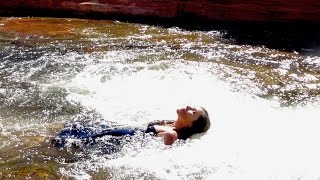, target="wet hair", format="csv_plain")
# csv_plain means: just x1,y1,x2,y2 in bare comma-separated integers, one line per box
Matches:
176,107,211,140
